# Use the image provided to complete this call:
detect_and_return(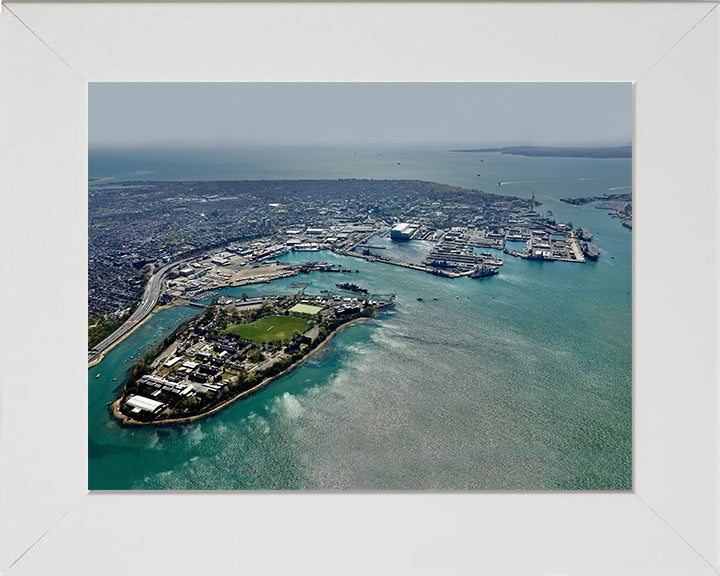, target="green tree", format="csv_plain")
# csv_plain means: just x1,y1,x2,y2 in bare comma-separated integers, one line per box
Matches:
248,350,265,363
